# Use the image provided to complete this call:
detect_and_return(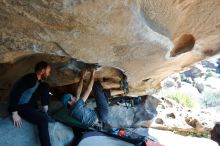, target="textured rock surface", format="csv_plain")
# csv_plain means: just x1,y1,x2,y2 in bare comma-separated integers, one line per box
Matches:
152,62,220,134
0,117,74,146
86,95,160,128
147,128,218,146
78,128,218,146
151,96,215,133
1,0,220,97
109,97,159,128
